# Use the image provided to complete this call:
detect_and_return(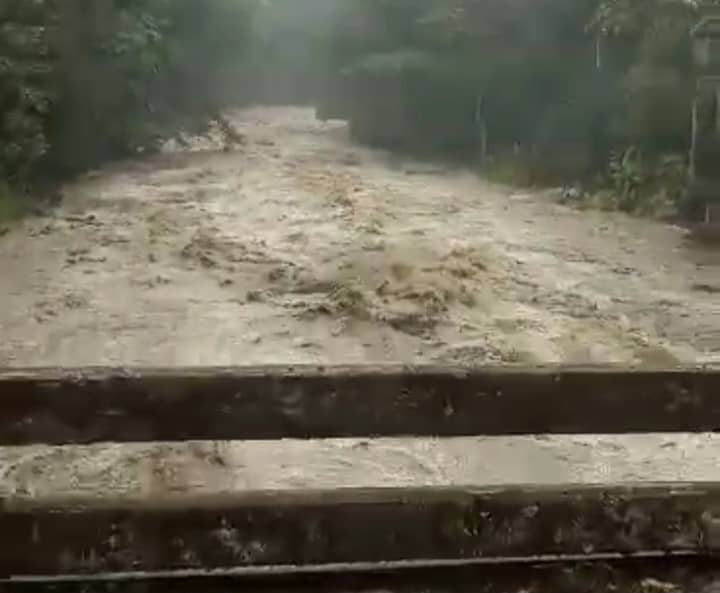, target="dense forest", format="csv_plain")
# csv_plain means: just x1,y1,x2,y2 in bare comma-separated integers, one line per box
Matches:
0,0,714,217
